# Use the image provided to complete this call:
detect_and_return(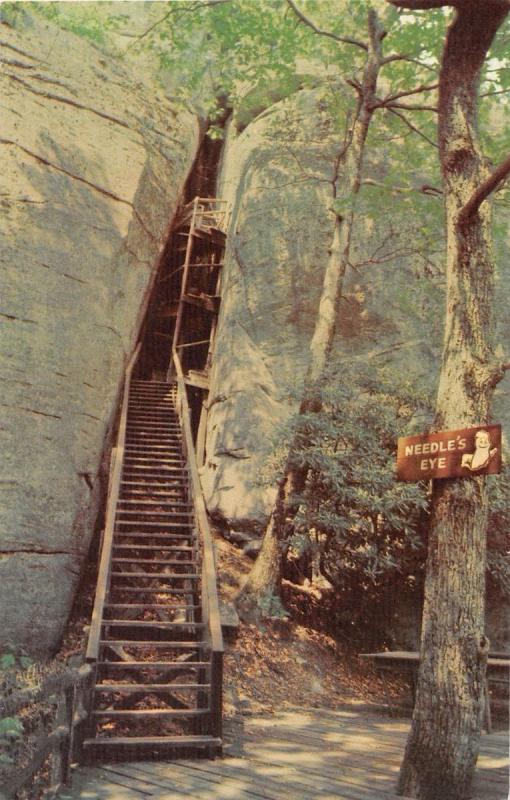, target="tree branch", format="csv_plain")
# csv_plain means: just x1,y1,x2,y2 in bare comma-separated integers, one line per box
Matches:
387,0,452,8
129,0,228,45
382,53,436,71
387,107,438,148
388,0,510,7
386,101,438,112
383,82,439,102
481,87,510,98
286,0,368,50
459,153,510,220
